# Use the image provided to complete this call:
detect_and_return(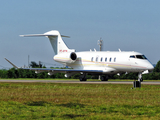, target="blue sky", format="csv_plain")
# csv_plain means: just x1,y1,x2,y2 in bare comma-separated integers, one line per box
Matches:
0,0,160,68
